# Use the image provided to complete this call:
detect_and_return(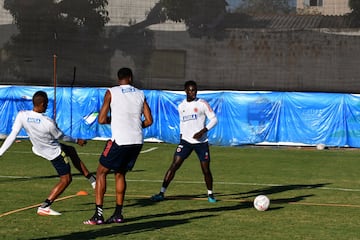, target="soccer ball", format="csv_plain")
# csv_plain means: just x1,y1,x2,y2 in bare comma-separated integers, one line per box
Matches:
316,144,325,150
253,195,270,211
